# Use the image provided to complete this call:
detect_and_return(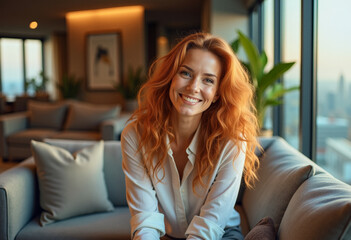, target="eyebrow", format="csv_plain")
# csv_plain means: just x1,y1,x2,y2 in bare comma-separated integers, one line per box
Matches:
181,65,218,79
